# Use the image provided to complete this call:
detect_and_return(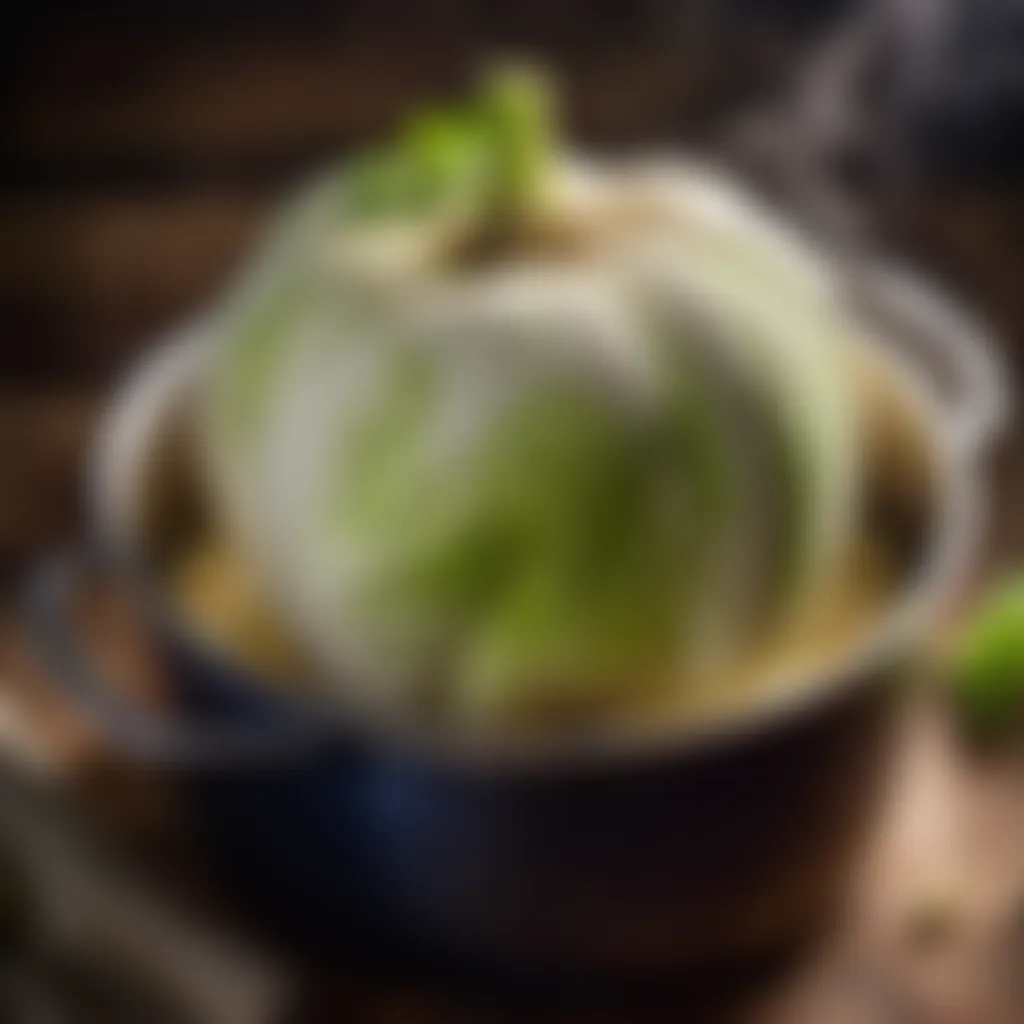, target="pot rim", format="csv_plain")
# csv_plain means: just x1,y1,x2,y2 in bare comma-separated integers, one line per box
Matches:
87,260,1003,772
